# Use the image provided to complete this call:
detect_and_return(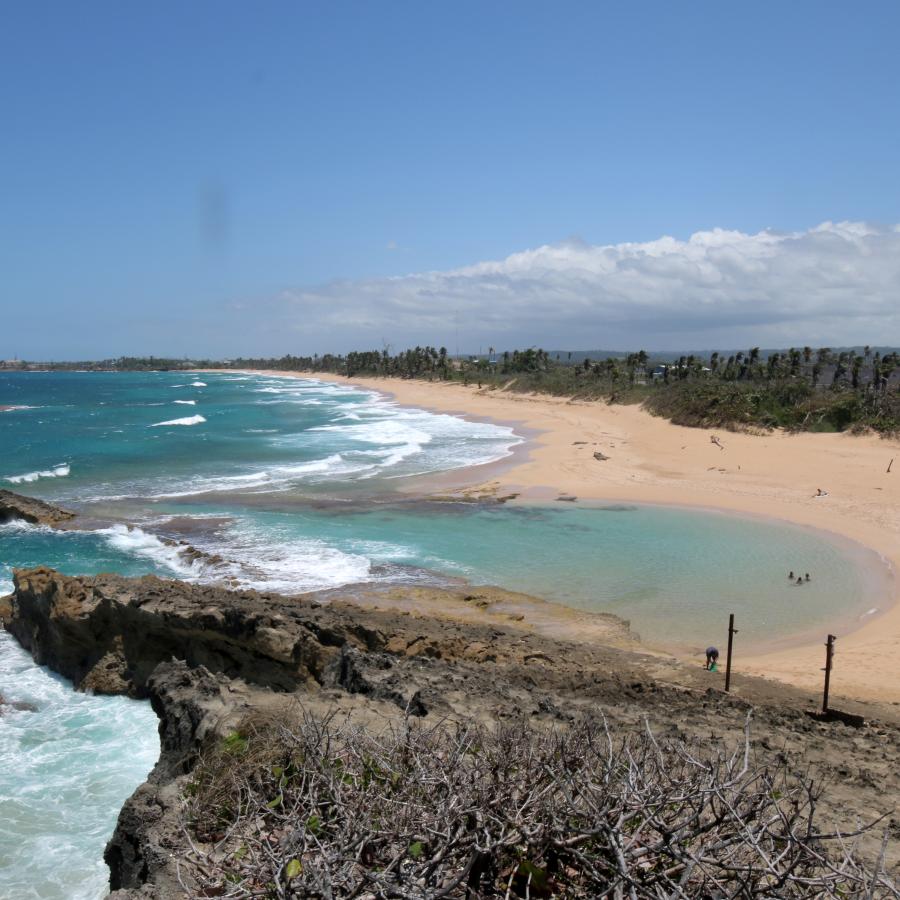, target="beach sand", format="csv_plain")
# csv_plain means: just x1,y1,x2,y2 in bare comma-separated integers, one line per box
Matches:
212,370,900,705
